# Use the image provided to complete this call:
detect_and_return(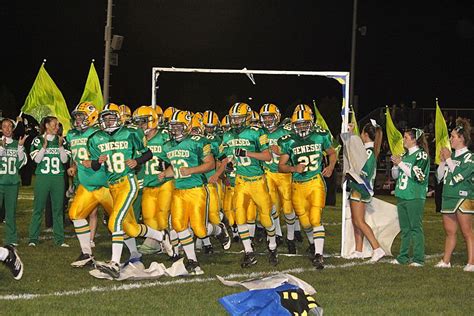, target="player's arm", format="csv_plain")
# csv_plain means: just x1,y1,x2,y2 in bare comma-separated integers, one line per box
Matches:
159,165,175,179
321,147,336,177
181,155,215,177
278,153,305,174
209,156,230,183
